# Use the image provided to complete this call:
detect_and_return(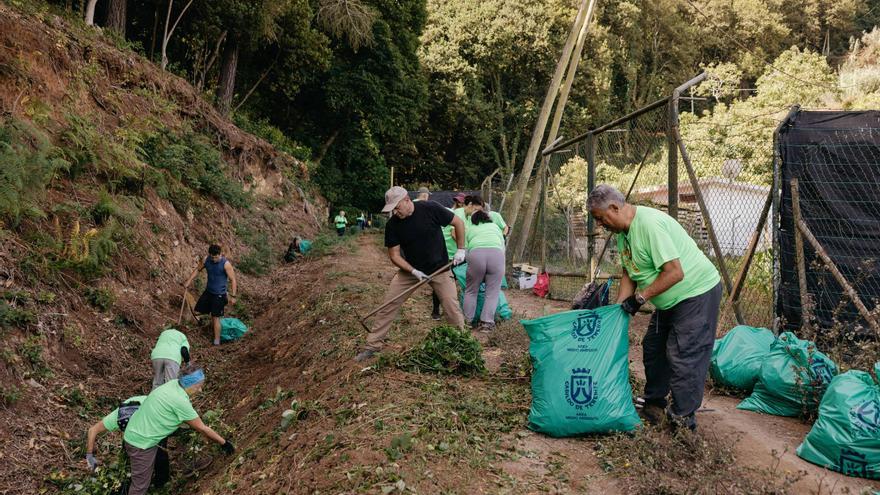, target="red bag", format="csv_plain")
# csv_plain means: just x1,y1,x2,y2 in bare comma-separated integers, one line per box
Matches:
533,272,550,298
